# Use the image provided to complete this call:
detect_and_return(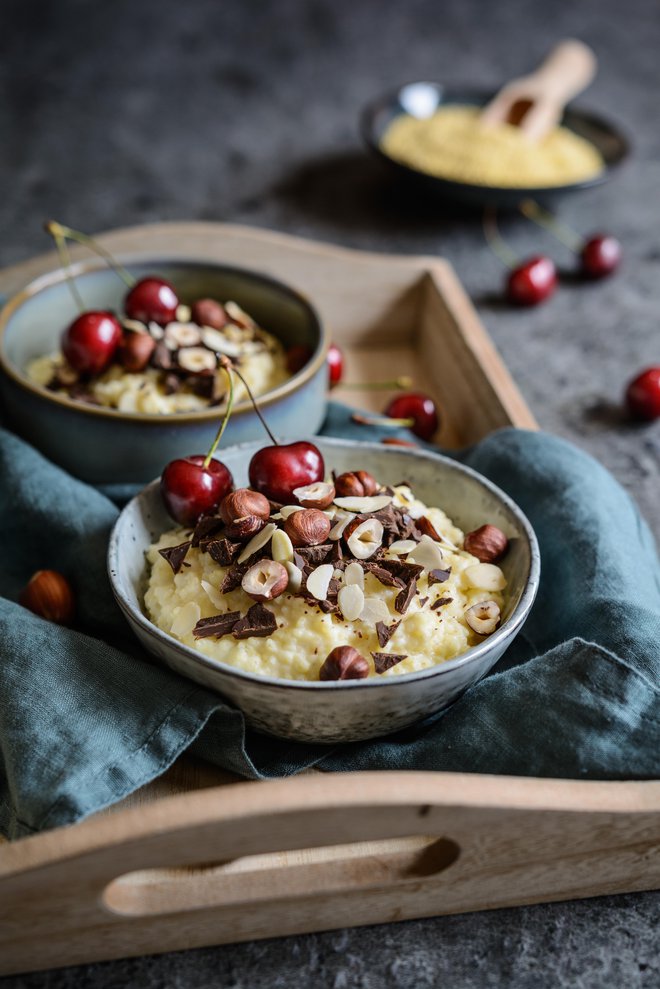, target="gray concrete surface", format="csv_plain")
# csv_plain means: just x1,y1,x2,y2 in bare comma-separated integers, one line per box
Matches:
1,0,659,985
